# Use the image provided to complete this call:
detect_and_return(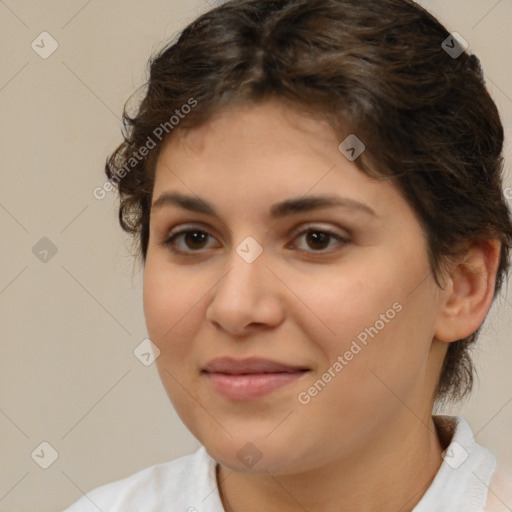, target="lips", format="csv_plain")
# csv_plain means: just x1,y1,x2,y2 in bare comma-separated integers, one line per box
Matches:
202,357,309,375
201,357,310,400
